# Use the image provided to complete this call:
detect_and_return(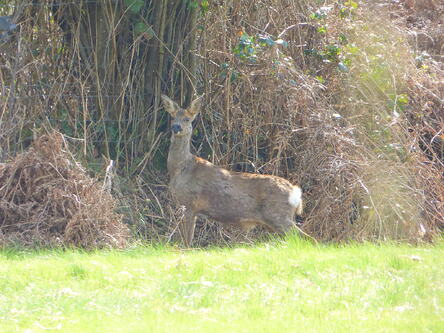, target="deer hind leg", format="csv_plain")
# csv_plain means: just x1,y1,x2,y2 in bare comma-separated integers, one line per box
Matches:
179,210,196,247
265,212,312,241
270,218,295,234
263,210,296,235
